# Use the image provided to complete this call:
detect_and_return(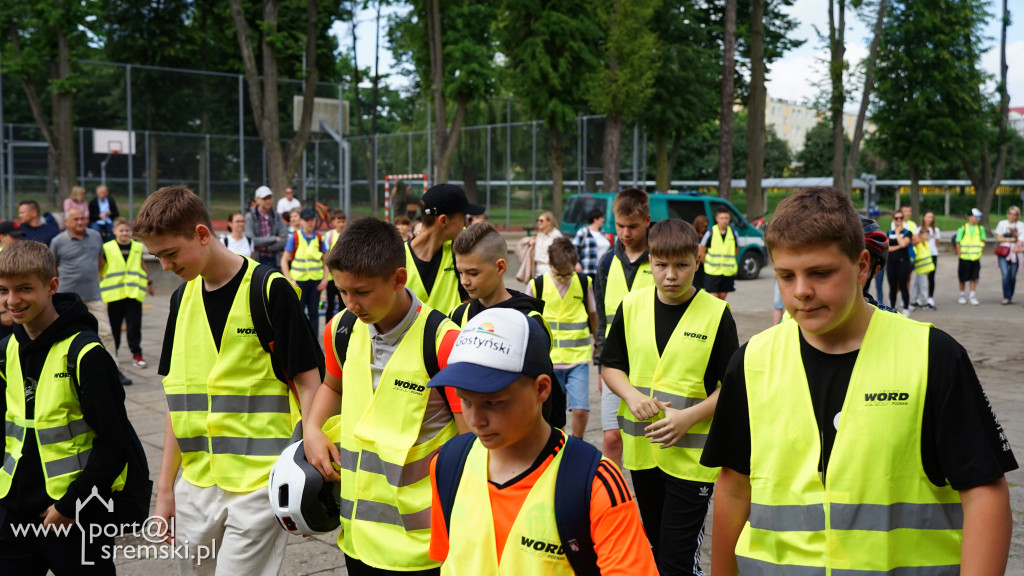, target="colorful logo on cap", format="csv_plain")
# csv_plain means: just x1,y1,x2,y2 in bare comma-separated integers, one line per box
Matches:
479,322,495,333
